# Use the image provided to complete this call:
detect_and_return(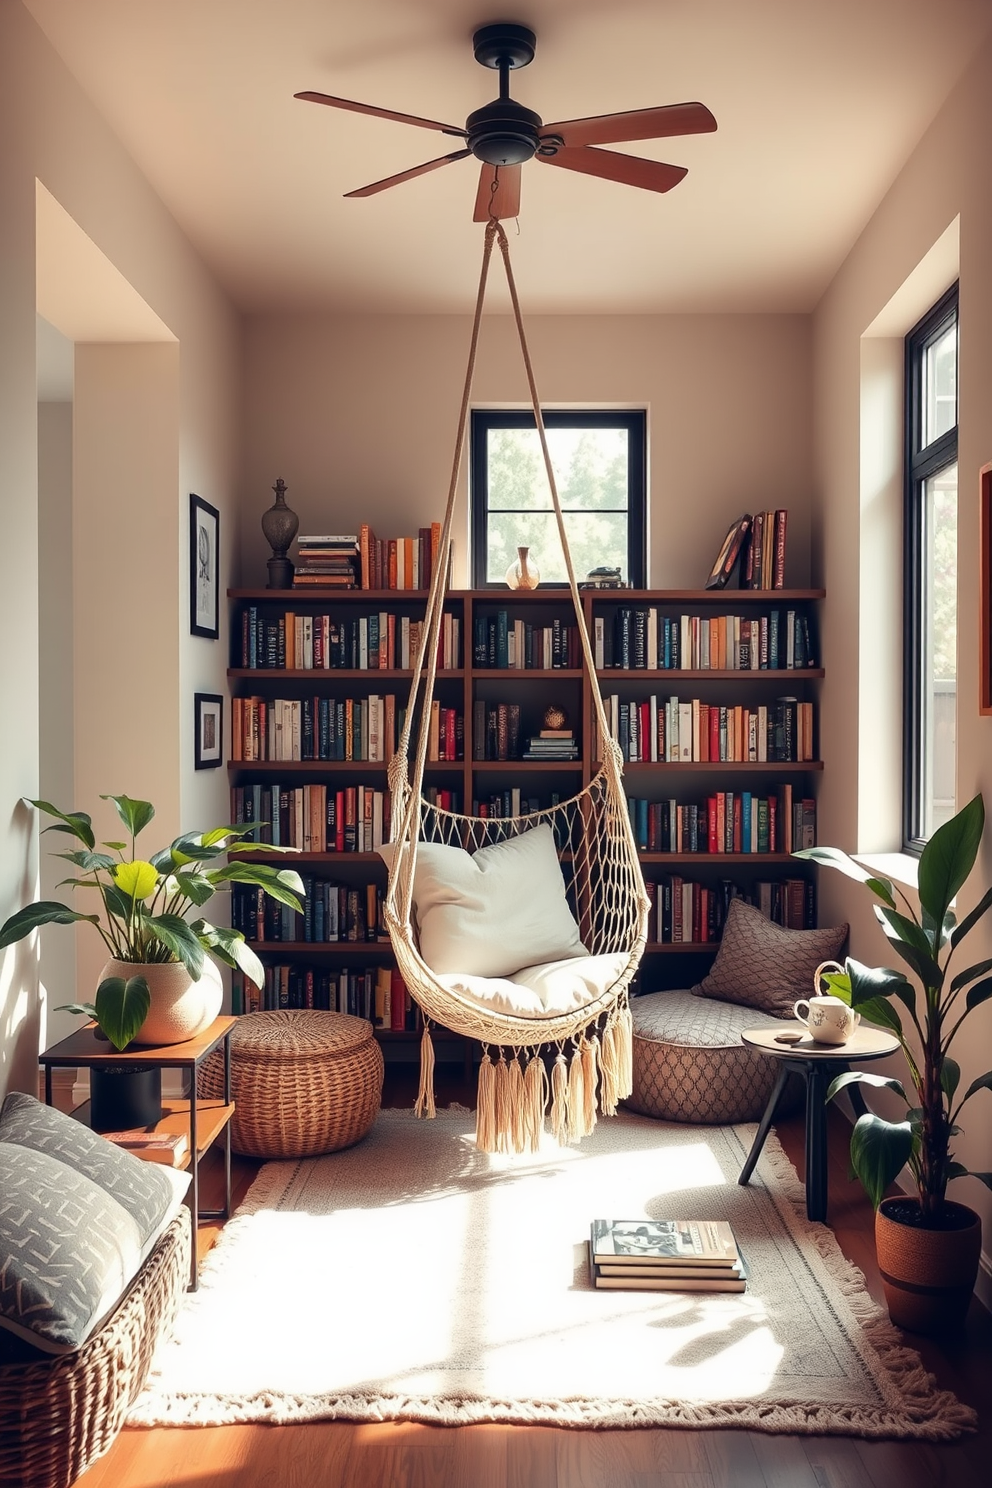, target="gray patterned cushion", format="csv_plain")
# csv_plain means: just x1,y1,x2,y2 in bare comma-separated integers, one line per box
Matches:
690,898,848,1016
627,989,803,1123
0,1094,188,1355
